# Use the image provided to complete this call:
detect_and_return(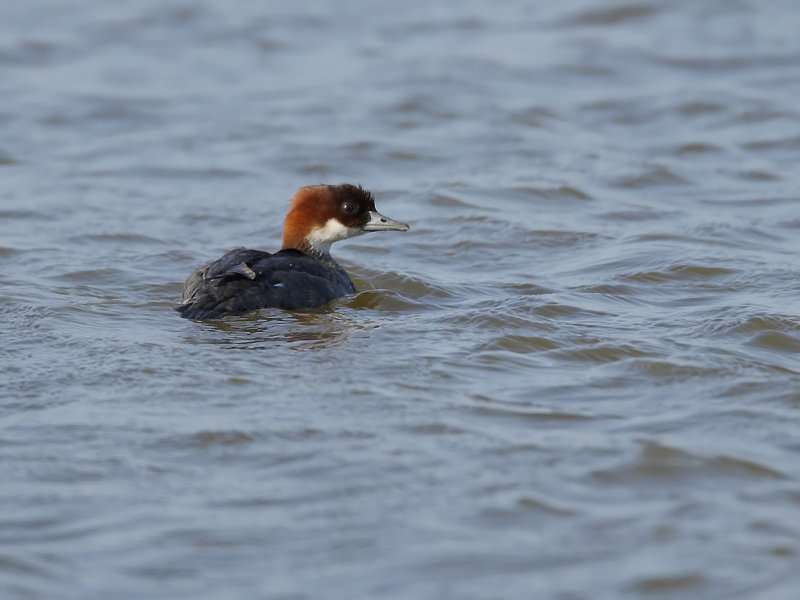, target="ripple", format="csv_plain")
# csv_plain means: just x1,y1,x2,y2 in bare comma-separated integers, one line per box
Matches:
342,289,429,311
427,193,480,209
743,136,800,152
629,360,727,379
402,423,466,436
508,106,559,128
521,229,601,249
591,441,786,484
467,400,597,423
611,165,690,189
574,283,641,305
598,208,675,222
627,572,707,594
550,343,651,364
350,270,455,301
68,232,168,245
0,39,62,66
0,209,49,220
624,232,747,250
695,312,800,338
736,169,780,181
480,334,560,353
509,185,593,201
748,331,800,354
620,264,737,283
500,282,556,297
159,430,256,448
673,142,724,156
517,494,579,516
74,166,252,179
678,100,726,116
701,195,799,208
0,552,49,576
652,52,799,72
533,303,611,319
565,3,659,26
52,267,130,284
